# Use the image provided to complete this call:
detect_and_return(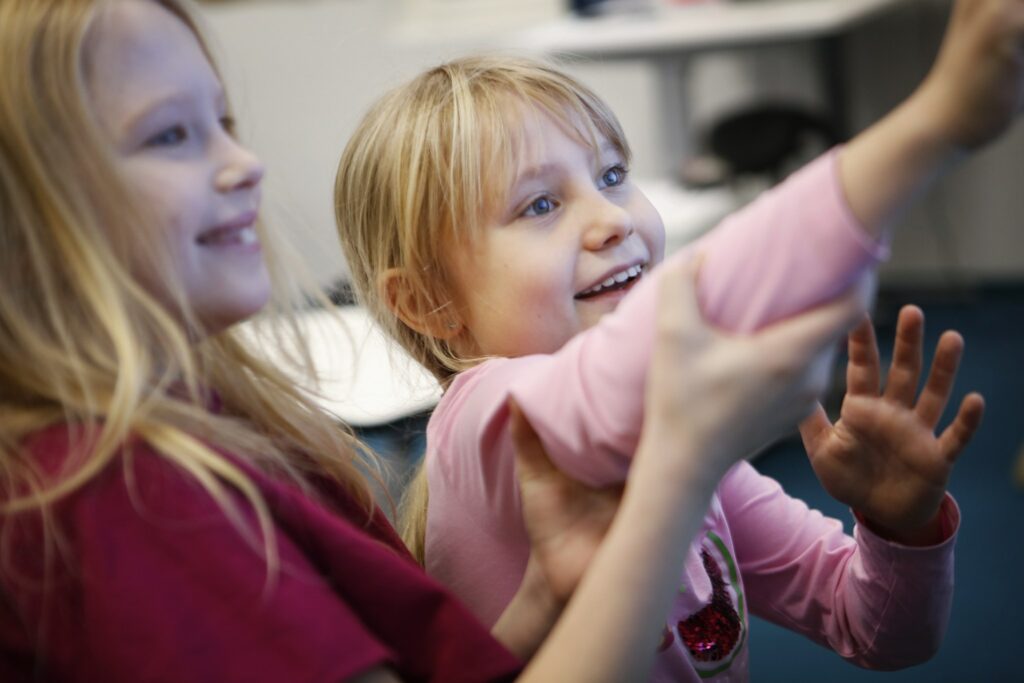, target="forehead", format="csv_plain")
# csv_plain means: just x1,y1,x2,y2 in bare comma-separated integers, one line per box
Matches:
495,103,618,199
85,0,220,134
508,100,606,160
